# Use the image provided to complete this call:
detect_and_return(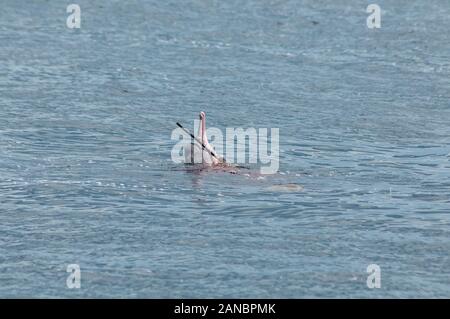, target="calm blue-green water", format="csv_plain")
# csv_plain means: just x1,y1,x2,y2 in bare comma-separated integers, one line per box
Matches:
1,0,450,298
